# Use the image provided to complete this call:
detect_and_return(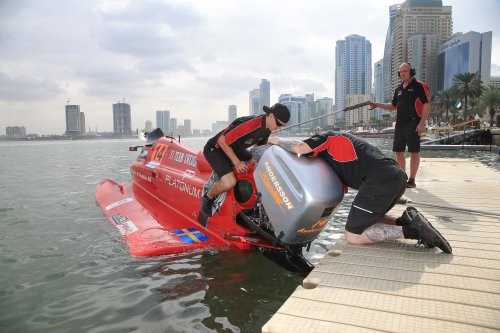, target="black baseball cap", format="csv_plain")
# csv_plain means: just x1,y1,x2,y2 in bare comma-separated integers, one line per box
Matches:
263,103,290,124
